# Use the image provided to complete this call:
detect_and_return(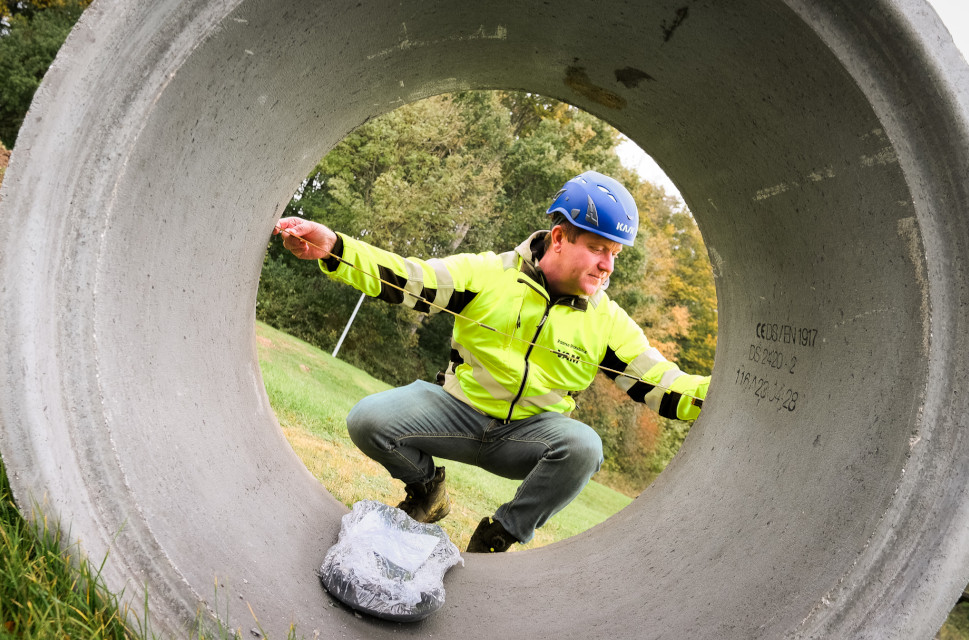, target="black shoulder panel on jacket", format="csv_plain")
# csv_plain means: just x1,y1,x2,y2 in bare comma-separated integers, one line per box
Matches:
445,289,478,314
